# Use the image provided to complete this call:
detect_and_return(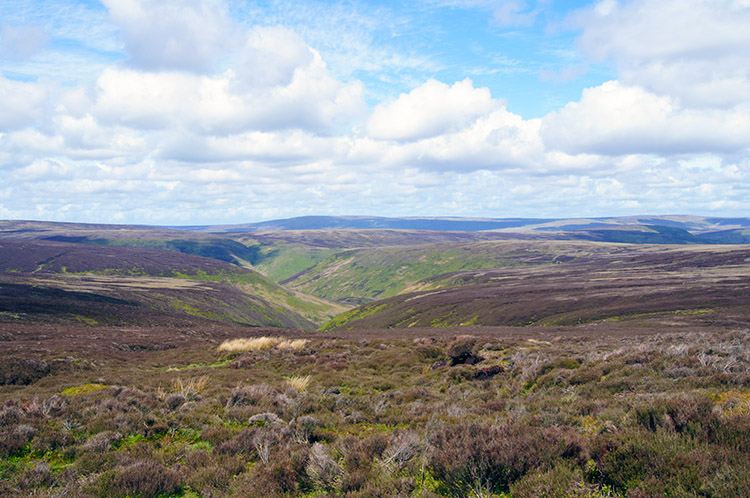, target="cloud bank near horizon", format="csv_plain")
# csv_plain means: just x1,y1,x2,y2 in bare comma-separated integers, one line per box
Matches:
0,0,748,224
